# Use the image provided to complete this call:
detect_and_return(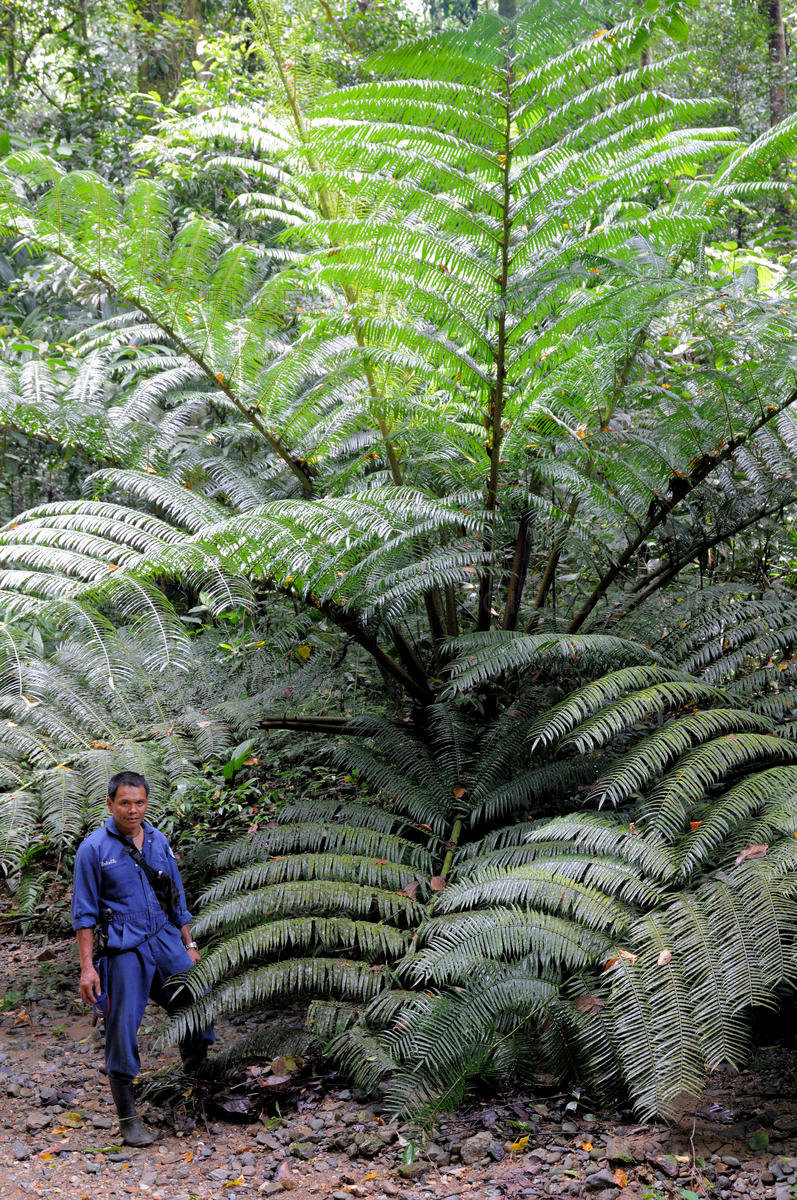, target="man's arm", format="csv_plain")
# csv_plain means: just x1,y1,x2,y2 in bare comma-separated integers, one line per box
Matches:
73,840,102,1005
179,923,201,966
77,927,101,1004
